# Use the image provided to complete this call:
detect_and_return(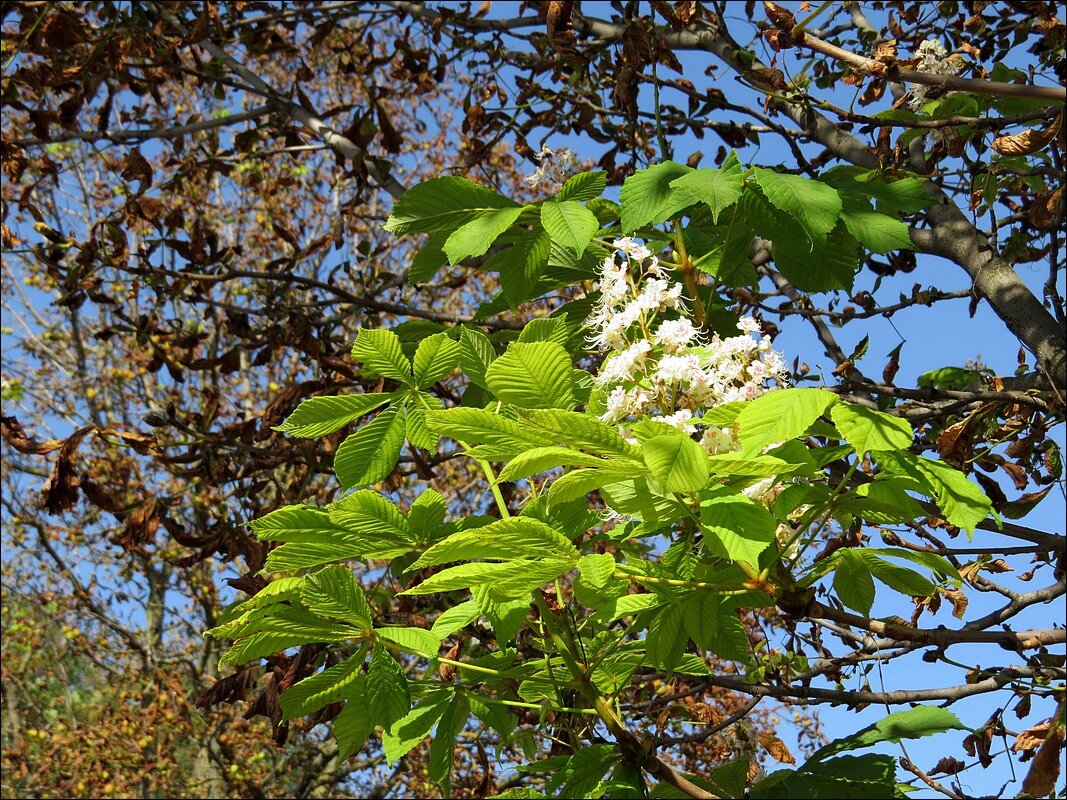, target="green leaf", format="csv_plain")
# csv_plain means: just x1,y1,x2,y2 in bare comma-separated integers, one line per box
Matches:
408,233,448,284
412,333,461,389
560,744,621,799
698,204,757,286
701,491,777,567
751,169,842,245
773,222,860,293
367,646,410,729
485,342,576,410
334,676,374,760
424,406,550,452
643,432,710,494
430,693,469,793
219,606,361,665
403,557,576,598
459,327,497,389
514,408,640,459
670,160,744,223
334,403,407,489
250,506,347,542
860,551,935,598
472,586,529,643
620,161,695,232
382,691,452,762
301,565,373,629
376,626,442,657
350,329,412,384
874,450,992,534
444,206,525,264
517,315,573,346
541,200,600,255
809,706,966,763
840,209,915,254
491,227,553,307
406,392,444,450
646,606,689,676
430,599,480,639
329,490,410,538
830,403,912,455
280,654,365,721
274,393,394,438
497,446,611,482
547,468,631,504
409,517,579,569
833,550,875,615
706,453,800,478
557,170,607,202
683,594,750,662
737,388,839,454
384,176,519,236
